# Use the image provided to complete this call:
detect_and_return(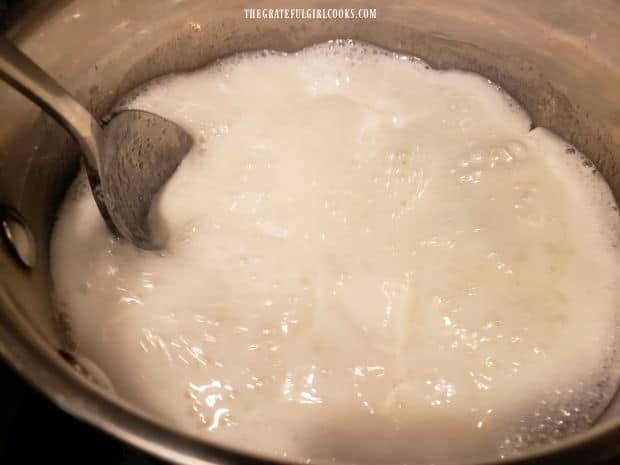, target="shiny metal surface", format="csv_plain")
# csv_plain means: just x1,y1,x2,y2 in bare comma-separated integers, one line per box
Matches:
0,204,35,268
100,109,193,249
0,36,102,184
0,1,619,464
0,37,194,250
